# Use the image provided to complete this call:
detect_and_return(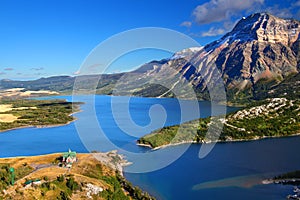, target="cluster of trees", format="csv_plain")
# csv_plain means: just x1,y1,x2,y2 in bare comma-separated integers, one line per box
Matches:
273,170,300,186
220,103,300,140
274,170,300,180
139,99,300,148
139,117,212,148
81,161,156,200
138,126,179,148
0,164,13,191
40,174,81,200
0,99,82,131
0,163,33,192
39,173,130,199
97,173,155,200
98,175,130,200
116,173,155,200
